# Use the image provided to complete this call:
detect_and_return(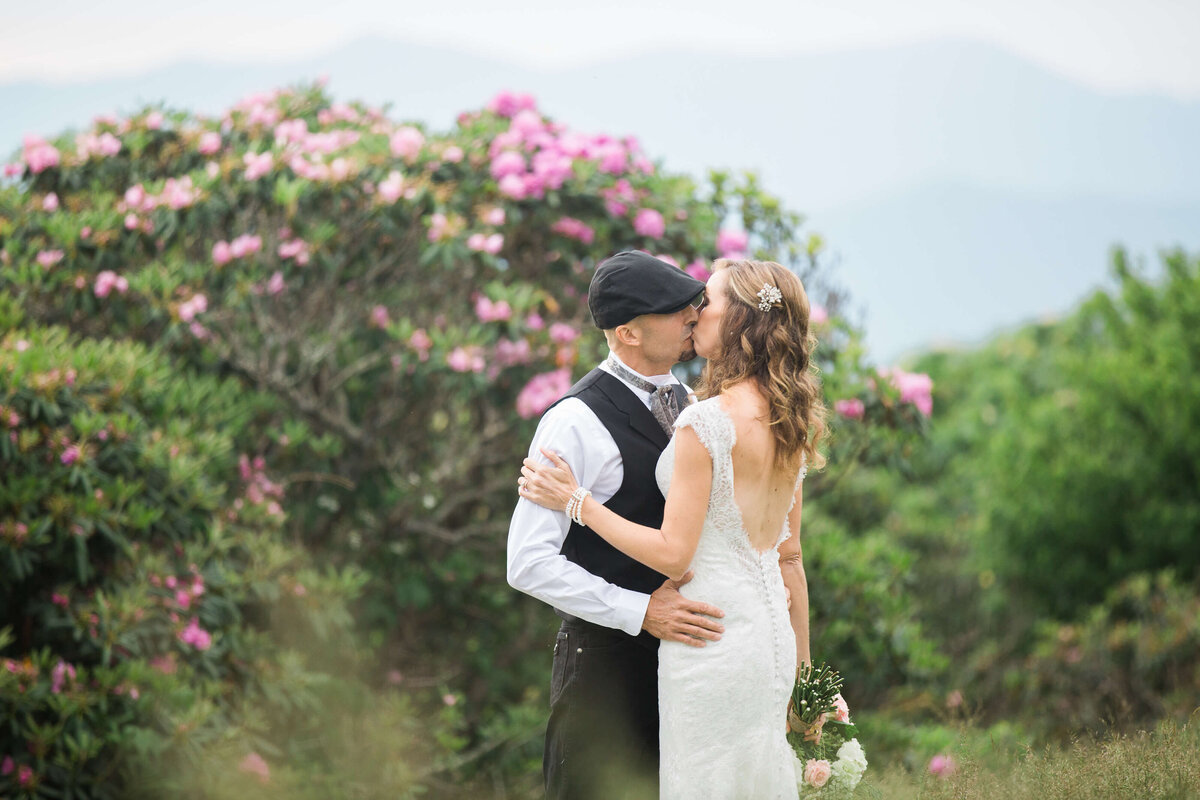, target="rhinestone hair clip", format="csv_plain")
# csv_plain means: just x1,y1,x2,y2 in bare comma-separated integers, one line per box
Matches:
757,283,782,312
